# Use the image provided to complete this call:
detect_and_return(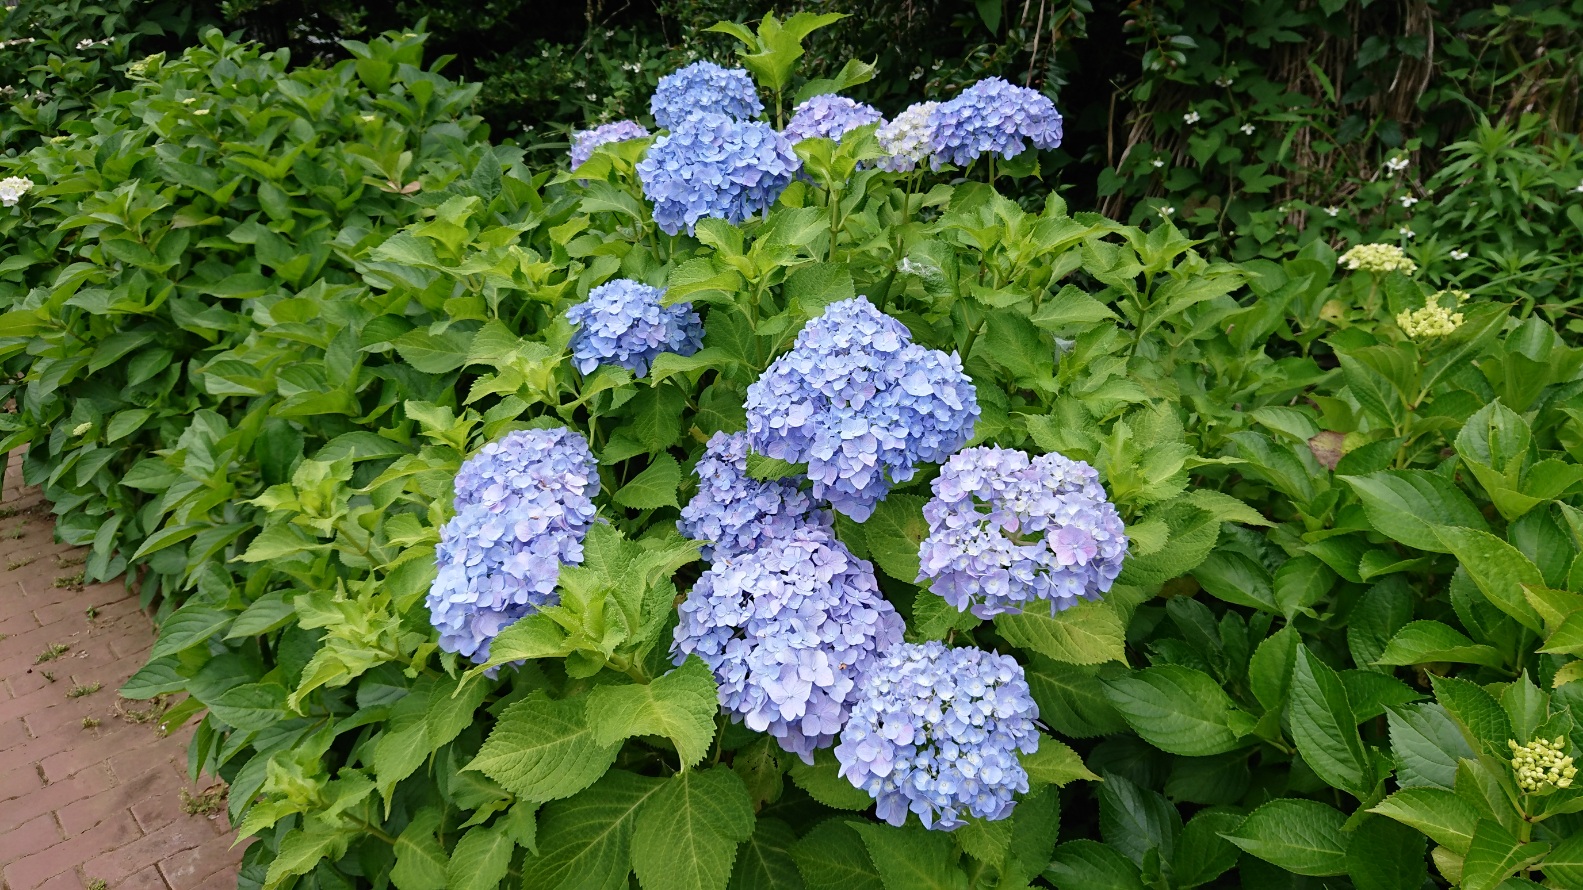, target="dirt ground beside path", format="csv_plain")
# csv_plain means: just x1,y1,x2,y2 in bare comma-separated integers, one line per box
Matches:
0,454,244,890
